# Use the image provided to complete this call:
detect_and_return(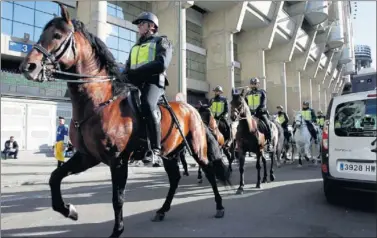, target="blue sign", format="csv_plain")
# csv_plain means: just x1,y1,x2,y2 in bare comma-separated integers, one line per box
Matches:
8,41,33,53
